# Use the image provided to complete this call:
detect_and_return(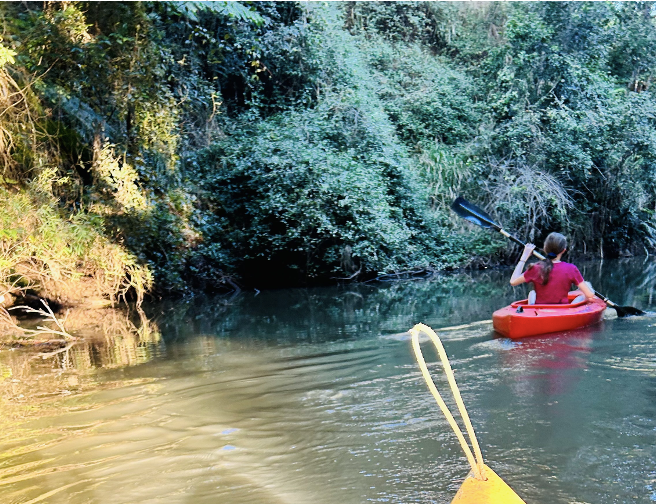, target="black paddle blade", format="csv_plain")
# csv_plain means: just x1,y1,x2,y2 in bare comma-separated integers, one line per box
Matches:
613,305,646,317
451,197,499,230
